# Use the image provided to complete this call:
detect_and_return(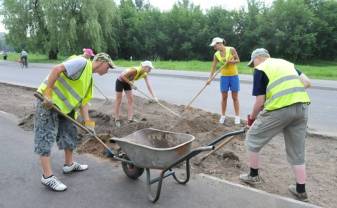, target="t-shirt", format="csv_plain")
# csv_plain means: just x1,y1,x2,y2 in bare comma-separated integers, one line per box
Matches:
252,68,302,96
20,51,28,57
62,57,87,80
